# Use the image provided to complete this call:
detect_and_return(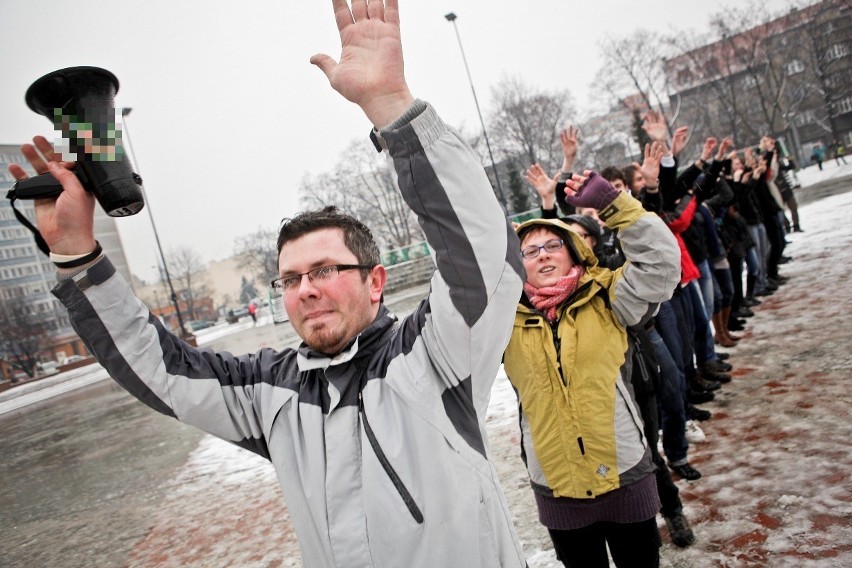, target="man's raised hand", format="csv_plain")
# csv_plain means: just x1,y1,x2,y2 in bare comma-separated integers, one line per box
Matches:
8,136,96,256
311,0,414,128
